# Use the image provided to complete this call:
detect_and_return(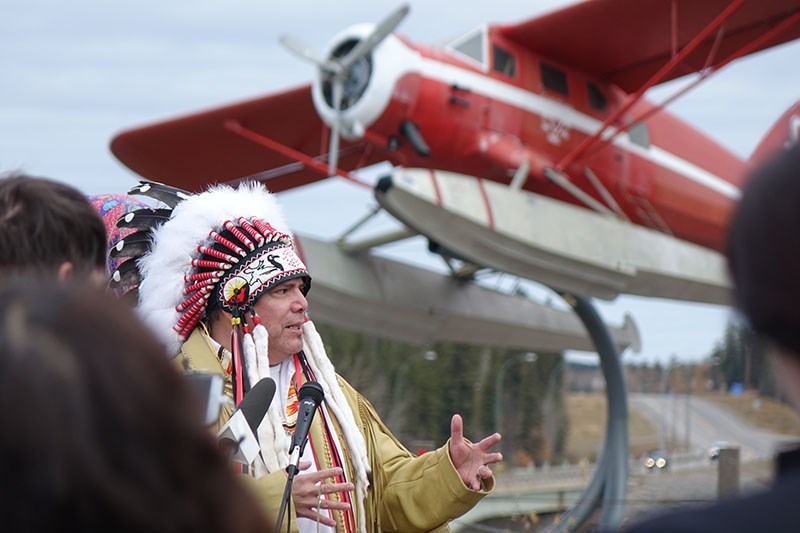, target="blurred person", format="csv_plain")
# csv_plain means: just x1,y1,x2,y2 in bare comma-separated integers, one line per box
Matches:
87,192,154,303
114,181,502,533
0,279,271,533
0,172,106,282
87,193,152,277
625,144,800,532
